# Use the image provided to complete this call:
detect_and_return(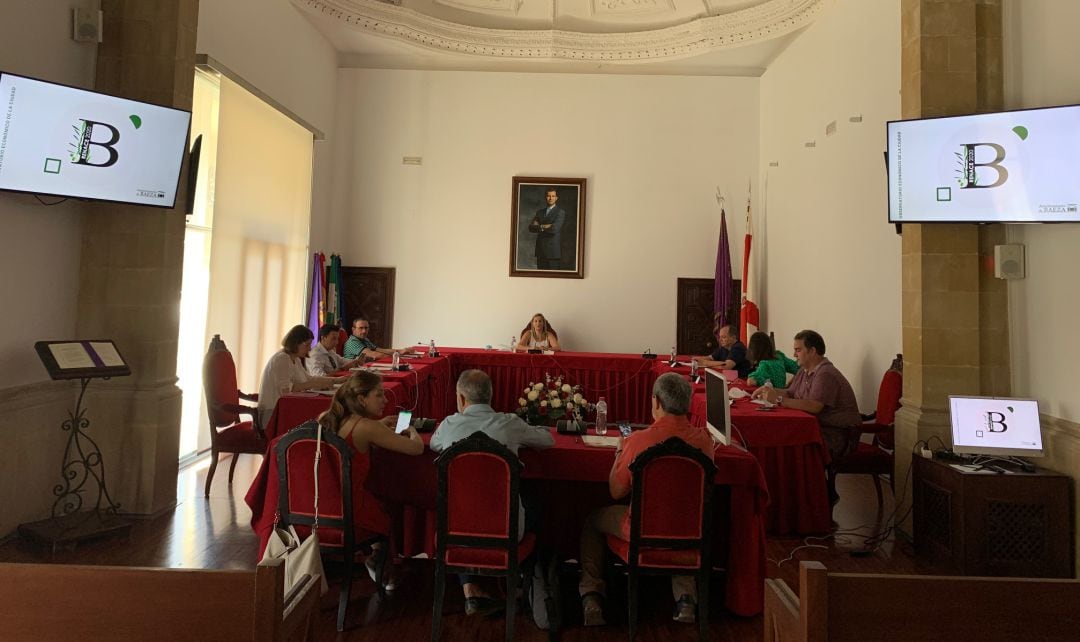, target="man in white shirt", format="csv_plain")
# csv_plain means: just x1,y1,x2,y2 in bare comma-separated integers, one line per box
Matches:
307,324,362,376
430,369,554,615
